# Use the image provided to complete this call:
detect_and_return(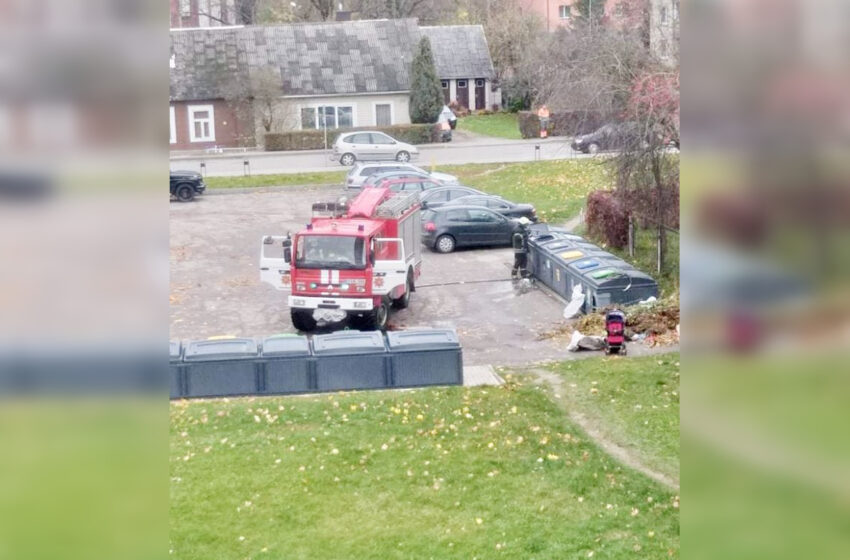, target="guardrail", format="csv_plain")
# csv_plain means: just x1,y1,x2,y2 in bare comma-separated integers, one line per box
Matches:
170,329,462,400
